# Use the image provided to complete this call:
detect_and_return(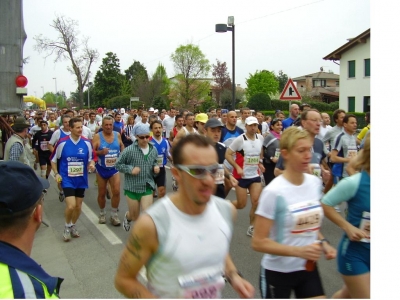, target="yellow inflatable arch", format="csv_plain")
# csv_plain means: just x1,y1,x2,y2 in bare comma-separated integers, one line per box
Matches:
23,96,46,110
